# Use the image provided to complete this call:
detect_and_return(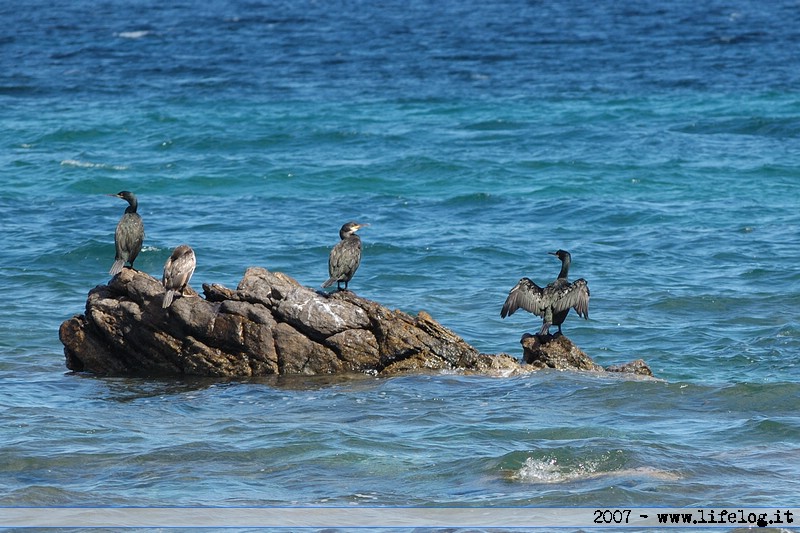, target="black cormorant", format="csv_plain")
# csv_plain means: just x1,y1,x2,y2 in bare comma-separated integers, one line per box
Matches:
322,221,367,290
500,250,590,336
108,191,144,275
162,244,196,308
